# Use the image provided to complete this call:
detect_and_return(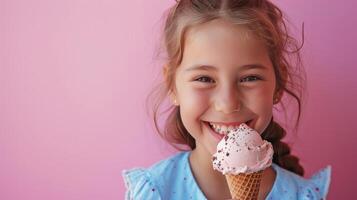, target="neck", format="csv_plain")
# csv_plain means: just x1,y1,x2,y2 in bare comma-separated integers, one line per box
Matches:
190,145,222,178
